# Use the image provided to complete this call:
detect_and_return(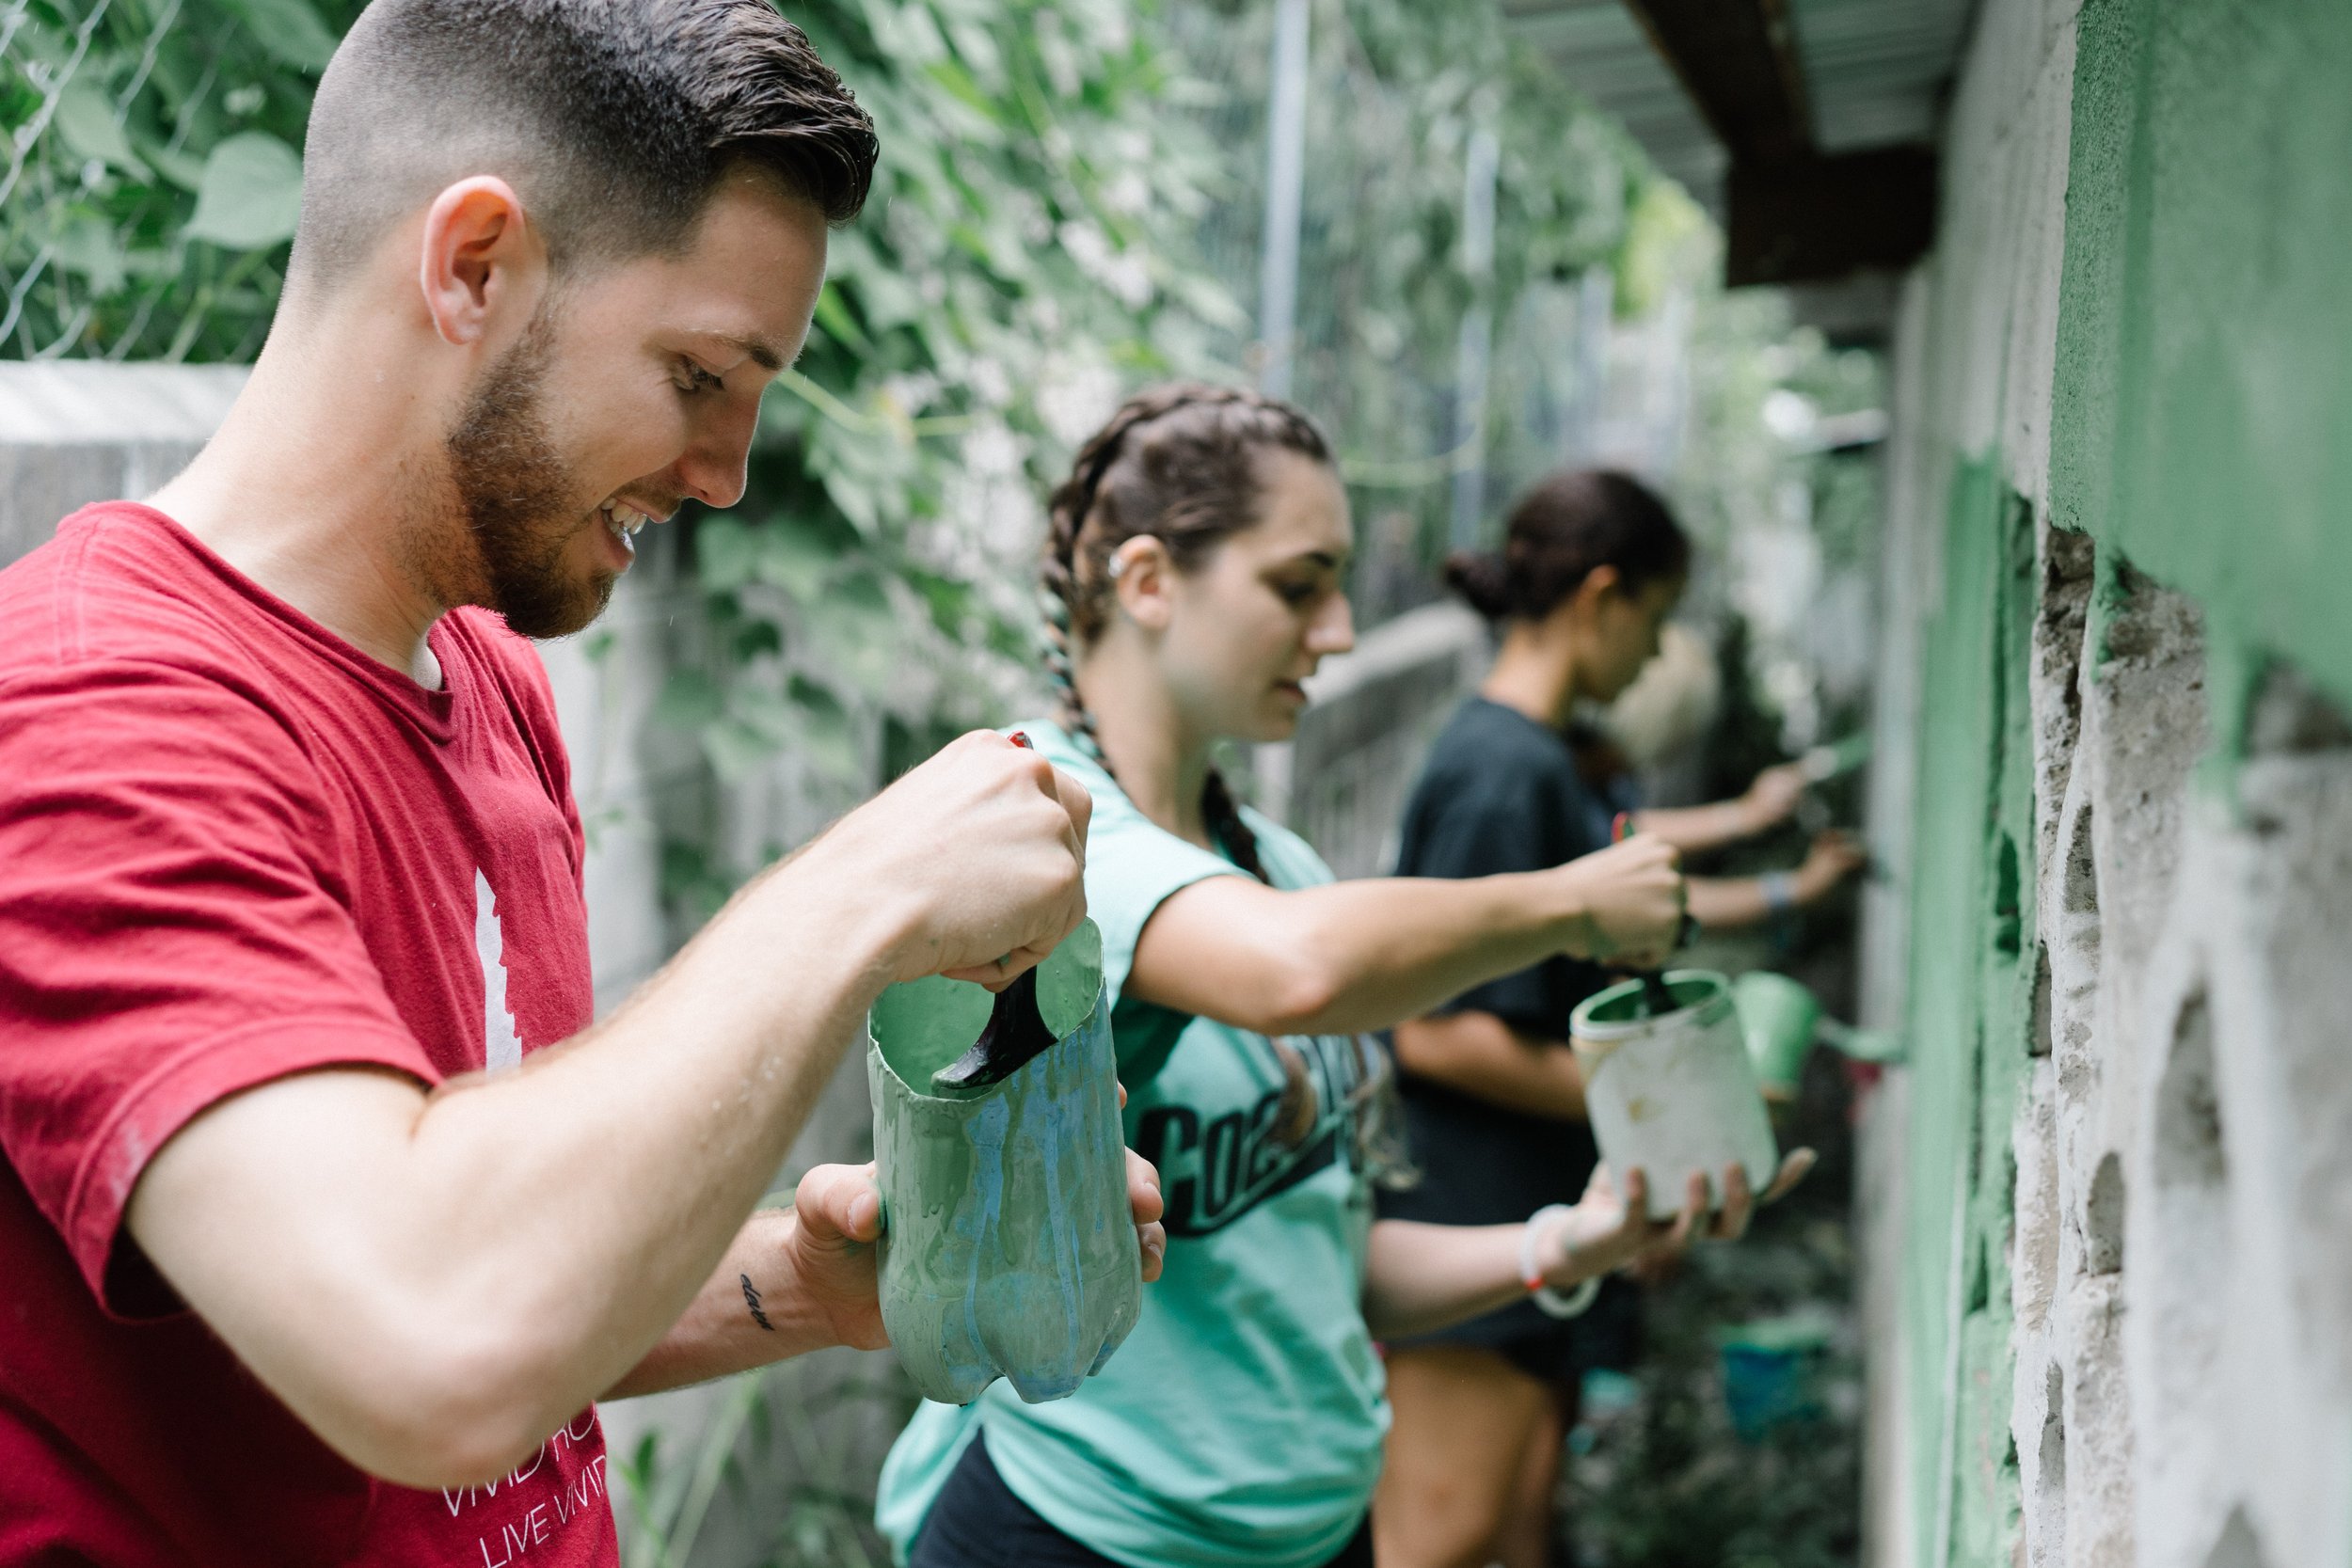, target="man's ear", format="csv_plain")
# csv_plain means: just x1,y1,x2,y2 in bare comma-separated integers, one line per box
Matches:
1109,536,1177,633
418,177,546,348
